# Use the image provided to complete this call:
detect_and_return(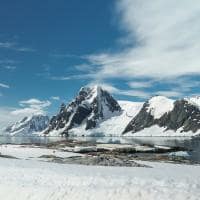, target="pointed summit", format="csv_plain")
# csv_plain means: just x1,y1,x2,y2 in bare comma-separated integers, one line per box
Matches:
44,85,121,135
